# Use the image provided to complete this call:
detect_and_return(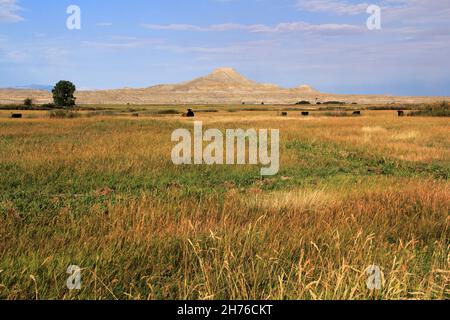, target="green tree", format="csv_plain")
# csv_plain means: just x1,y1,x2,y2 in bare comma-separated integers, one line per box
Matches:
52,81,76,107
24,98,33,107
